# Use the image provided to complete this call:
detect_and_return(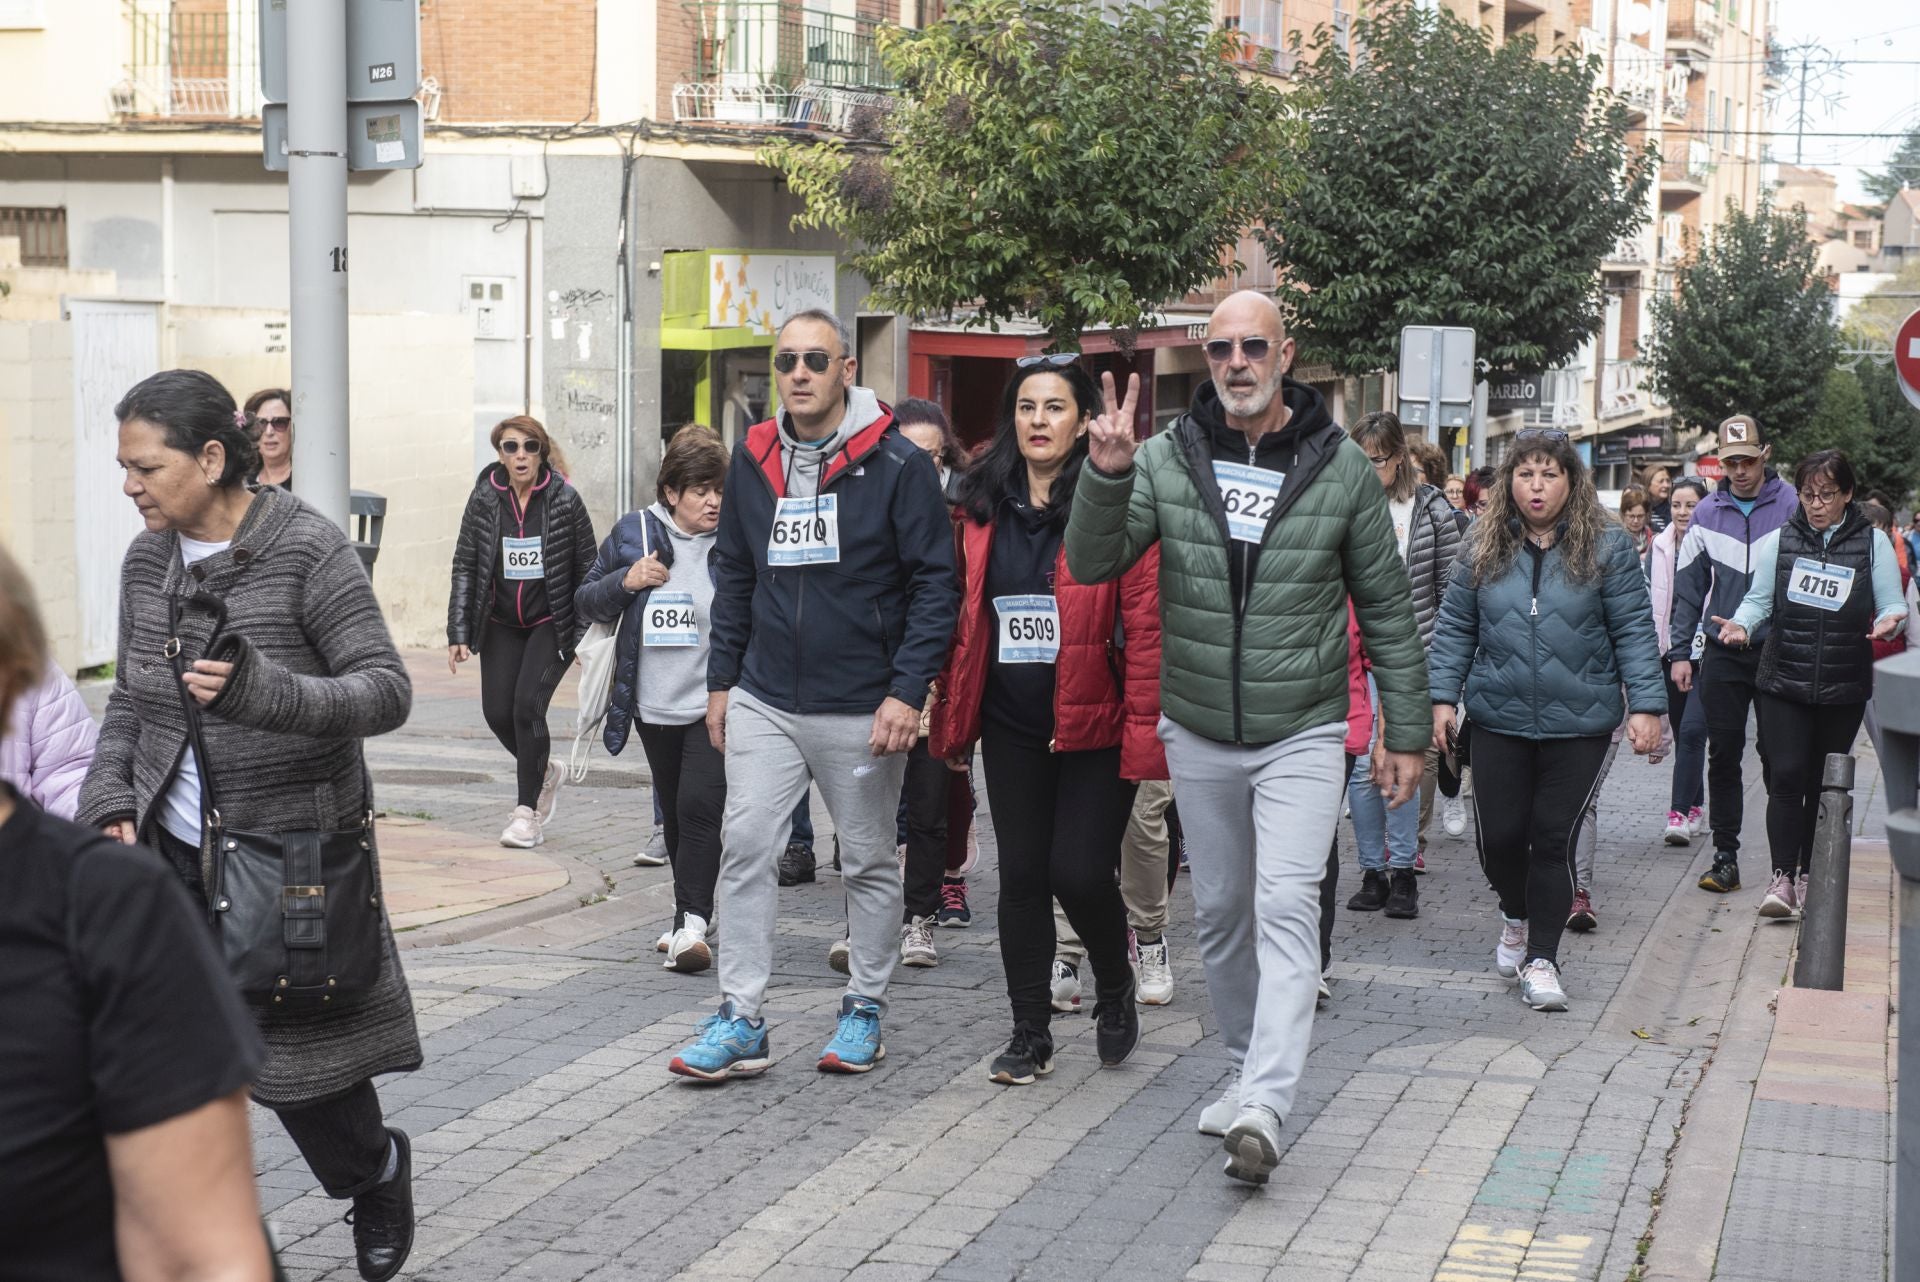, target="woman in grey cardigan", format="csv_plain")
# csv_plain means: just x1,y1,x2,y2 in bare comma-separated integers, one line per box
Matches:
78,370,420,1282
